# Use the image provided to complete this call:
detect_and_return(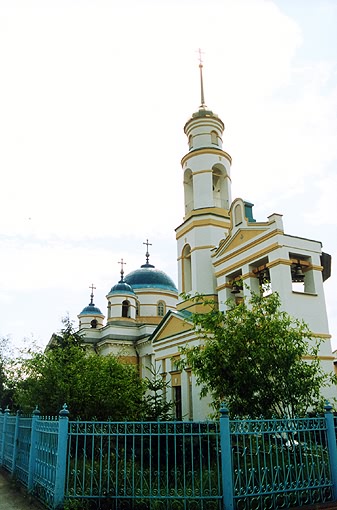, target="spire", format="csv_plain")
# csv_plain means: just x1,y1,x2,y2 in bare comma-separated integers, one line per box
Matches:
89,283,96,306
143,239,152,265
118,258,126,282
198,48,206,109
